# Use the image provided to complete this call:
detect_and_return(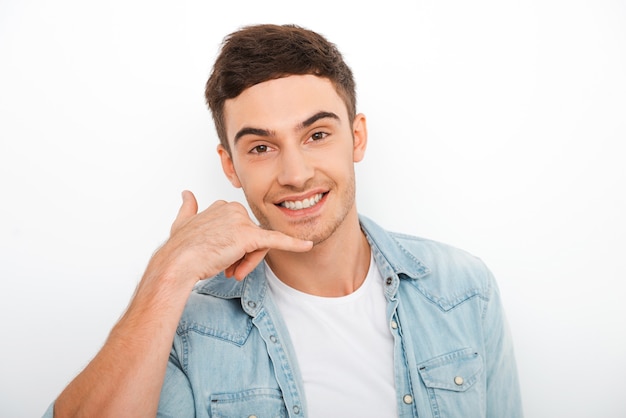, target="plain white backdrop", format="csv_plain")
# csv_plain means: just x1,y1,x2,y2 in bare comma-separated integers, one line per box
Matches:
1,0,625,416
